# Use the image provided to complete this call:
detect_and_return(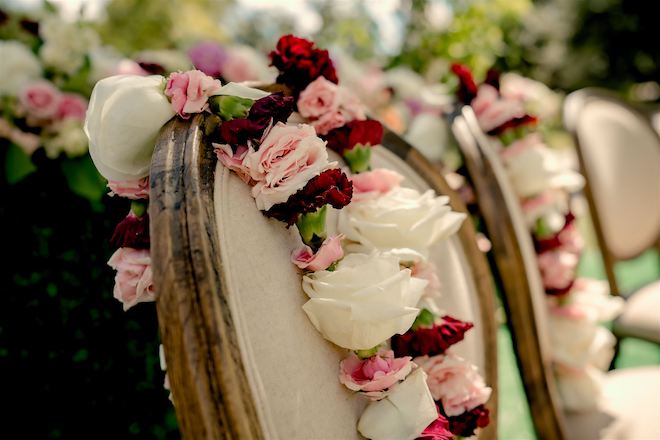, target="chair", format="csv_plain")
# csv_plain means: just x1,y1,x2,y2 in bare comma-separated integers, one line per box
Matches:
564,90,660,345
149,113,499,439
451,106,660,440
